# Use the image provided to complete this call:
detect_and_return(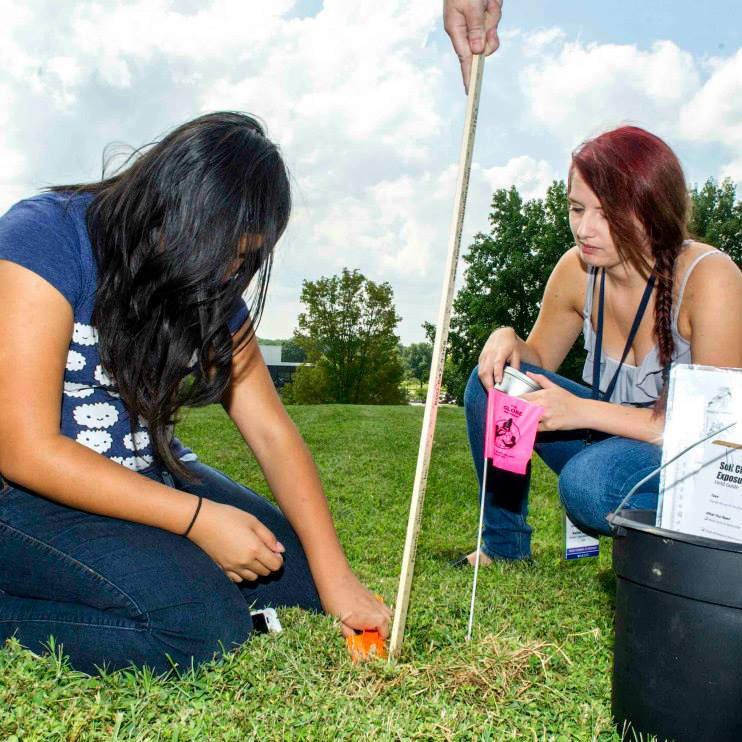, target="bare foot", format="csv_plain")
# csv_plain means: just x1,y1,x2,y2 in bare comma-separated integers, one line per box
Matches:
466,550,493,566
